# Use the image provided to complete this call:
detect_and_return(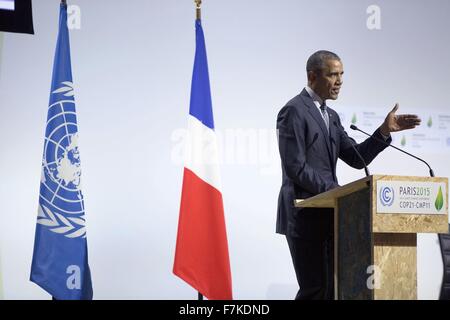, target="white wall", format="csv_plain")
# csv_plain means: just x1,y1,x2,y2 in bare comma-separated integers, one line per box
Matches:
0,0,449,299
